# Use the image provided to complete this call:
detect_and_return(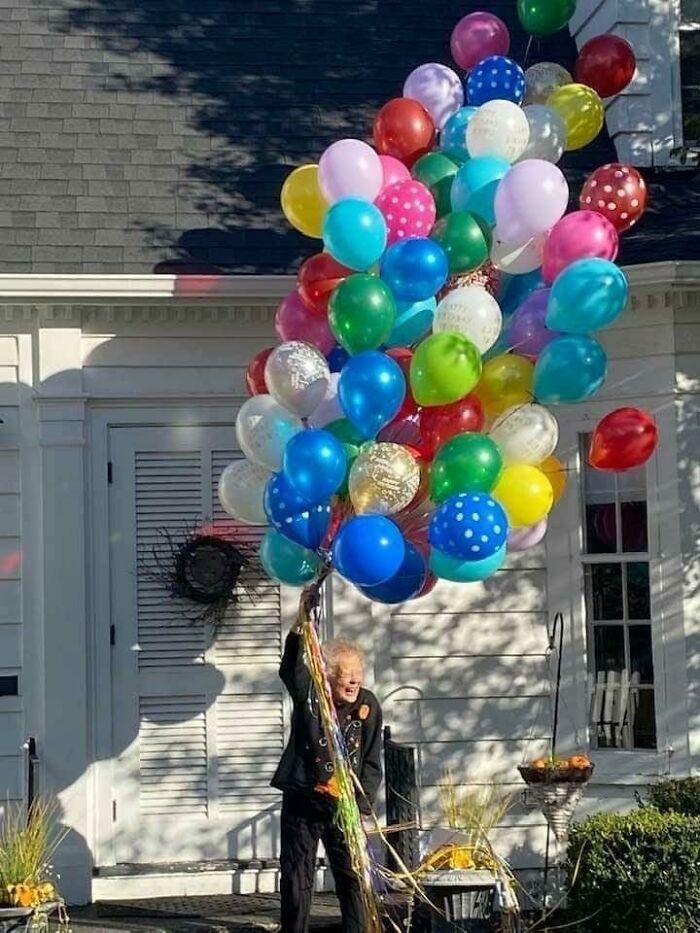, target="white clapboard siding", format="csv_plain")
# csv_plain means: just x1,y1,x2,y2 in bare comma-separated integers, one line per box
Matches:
387,611,549,659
